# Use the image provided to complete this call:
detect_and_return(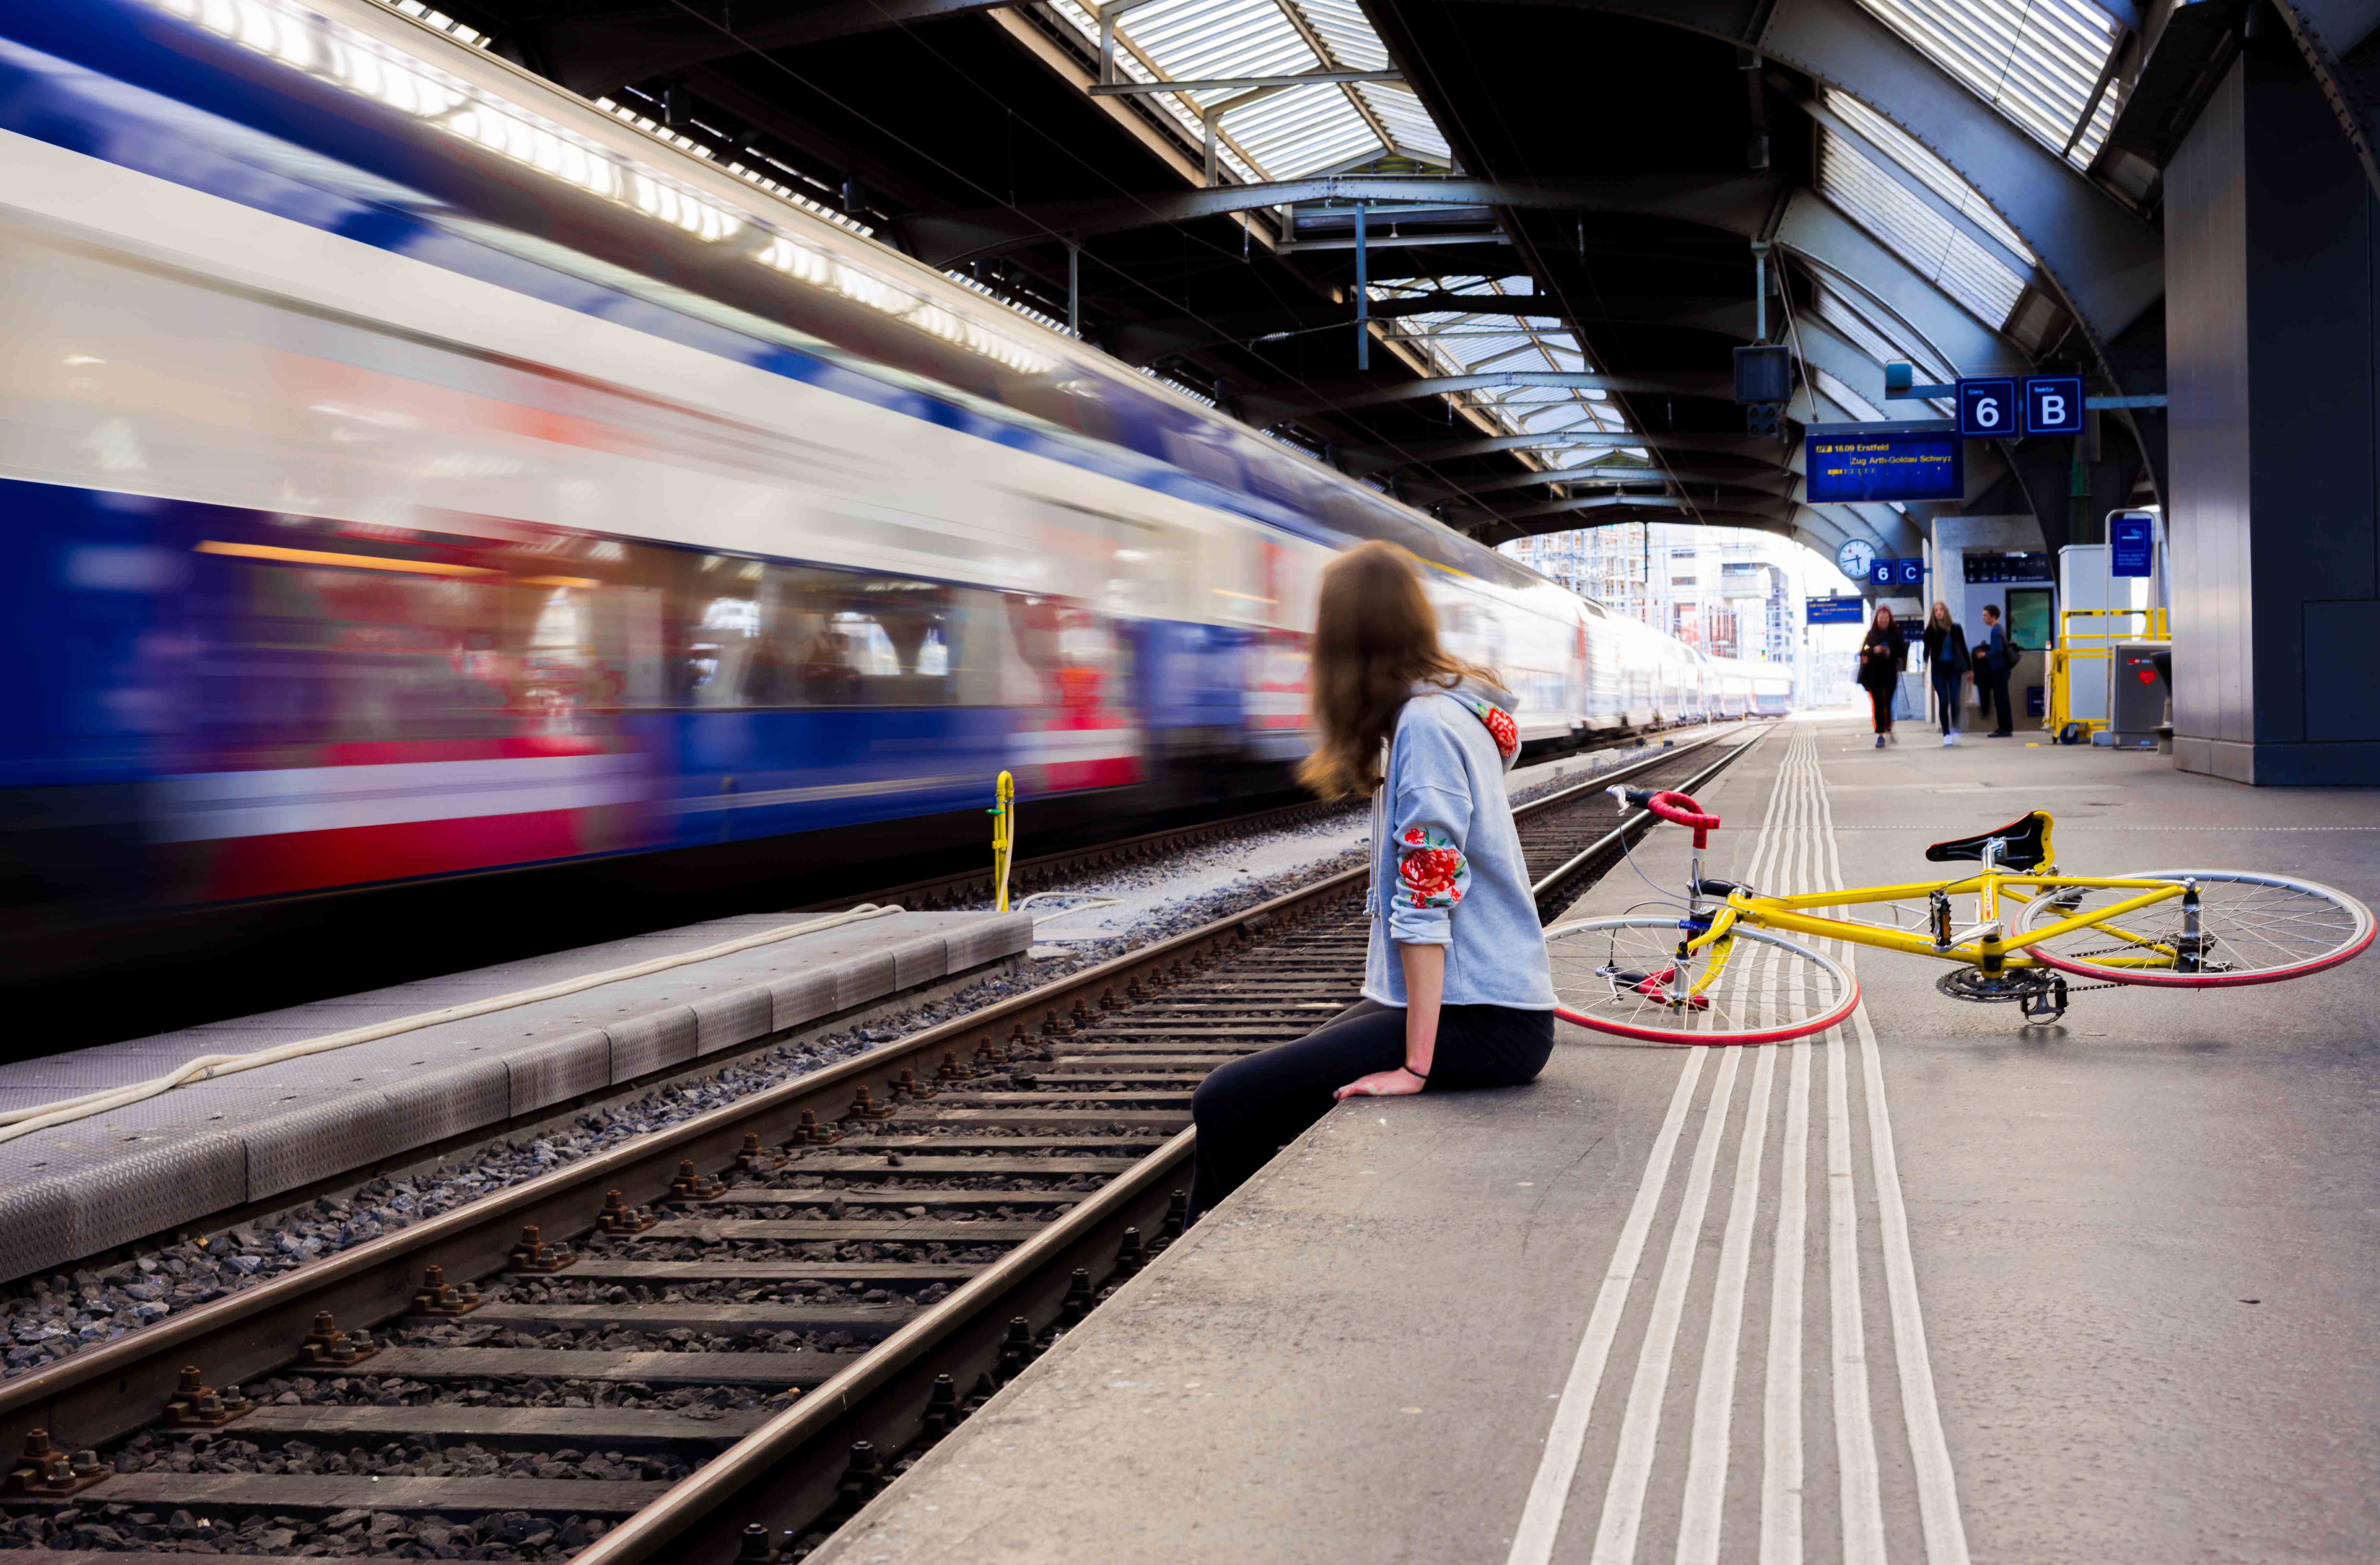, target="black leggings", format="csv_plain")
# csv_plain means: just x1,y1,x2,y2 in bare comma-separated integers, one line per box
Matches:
1933,672,1962,732
1869,685,1894,733
1187,999,1554,1220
